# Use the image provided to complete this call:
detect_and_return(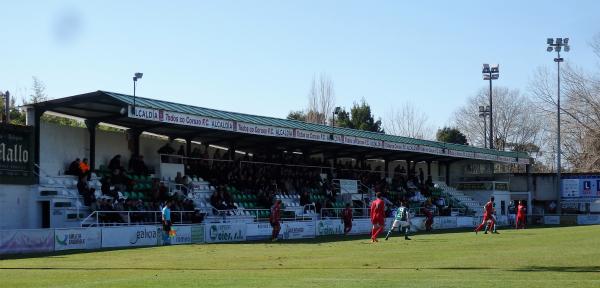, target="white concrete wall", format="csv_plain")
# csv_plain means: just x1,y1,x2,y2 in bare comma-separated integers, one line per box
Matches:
0,185,39,229
39,122,208,176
